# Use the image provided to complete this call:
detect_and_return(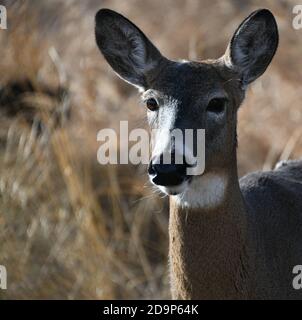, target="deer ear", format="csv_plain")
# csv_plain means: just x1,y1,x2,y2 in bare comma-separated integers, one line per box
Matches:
95,9,164,89
224,9,279,86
